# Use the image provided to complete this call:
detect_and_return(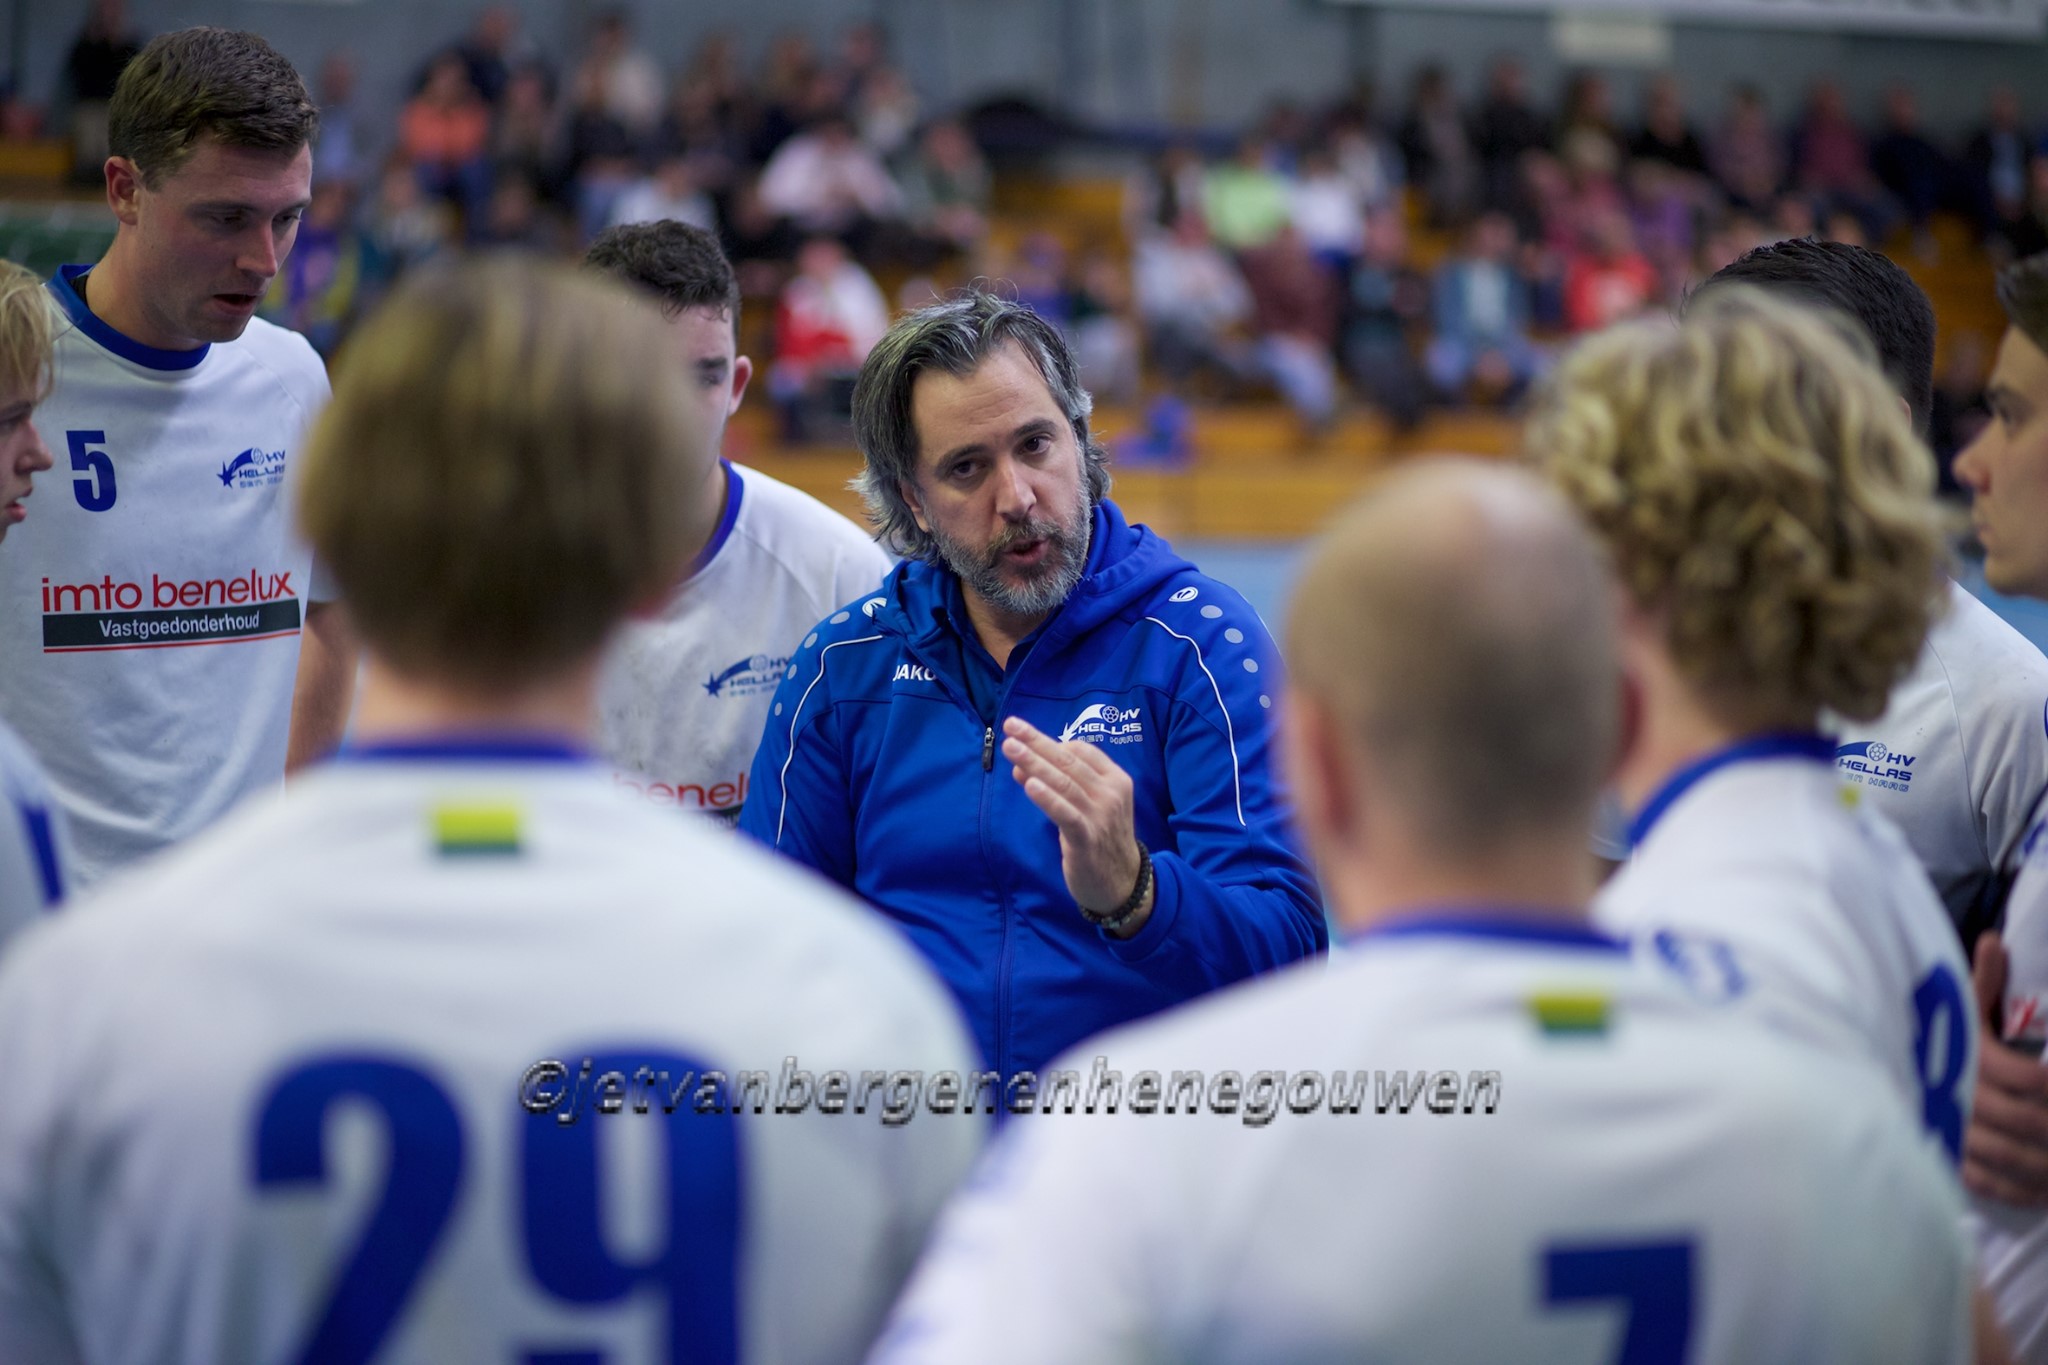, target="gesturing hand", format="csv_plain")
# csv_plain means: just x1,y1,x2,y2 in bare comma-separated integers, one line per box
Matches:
1002,716,1153,936
1964,931,2048,1206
